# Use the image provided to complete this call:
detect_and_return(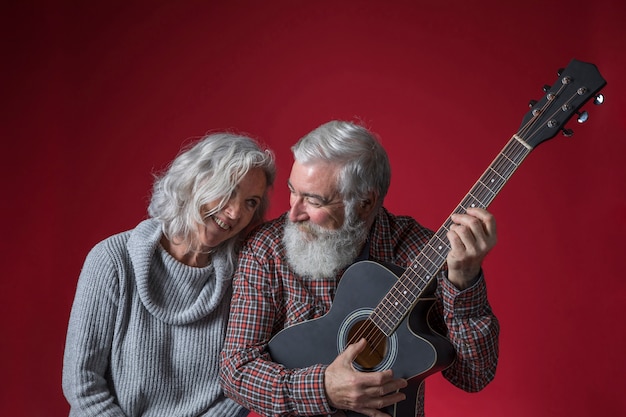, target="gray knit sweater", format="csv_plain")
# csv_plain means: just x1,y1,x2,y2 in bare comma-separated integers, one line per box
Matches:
62,219,247,417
